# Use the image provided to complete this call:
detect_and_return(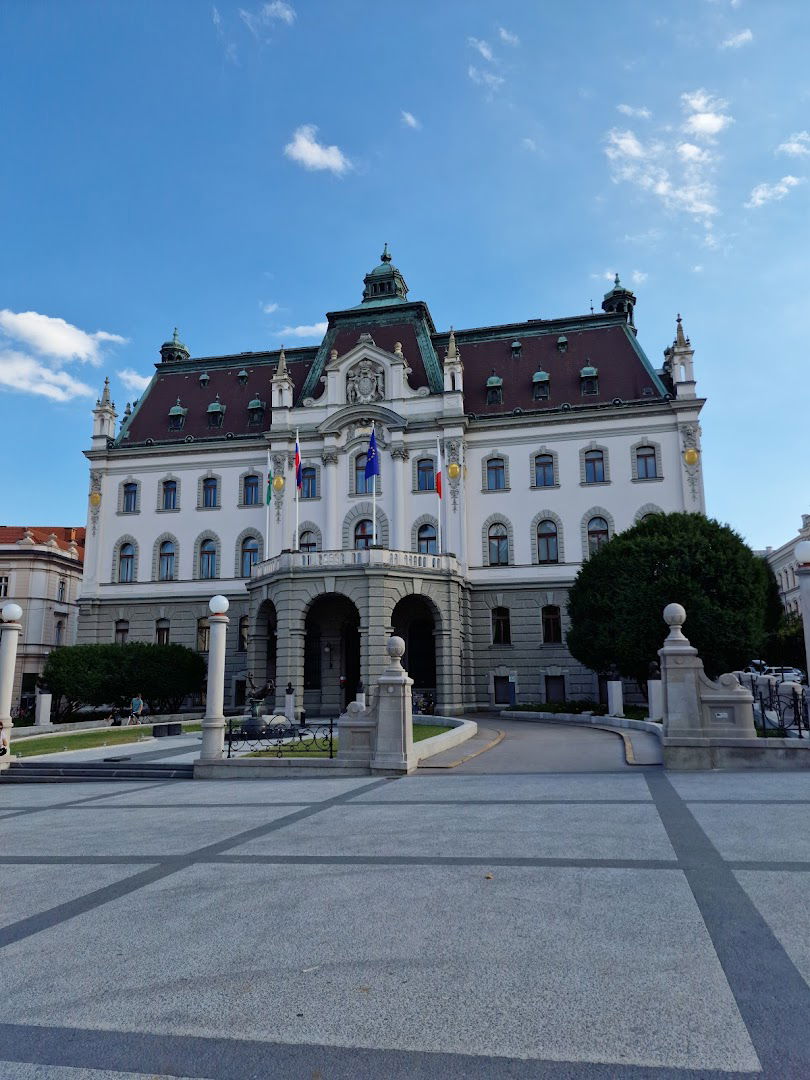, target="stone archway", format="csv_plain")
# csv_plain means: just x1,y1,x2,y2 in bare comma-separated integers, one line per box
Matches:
303,593,361,716
392,594,438,707
250,598,277,692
